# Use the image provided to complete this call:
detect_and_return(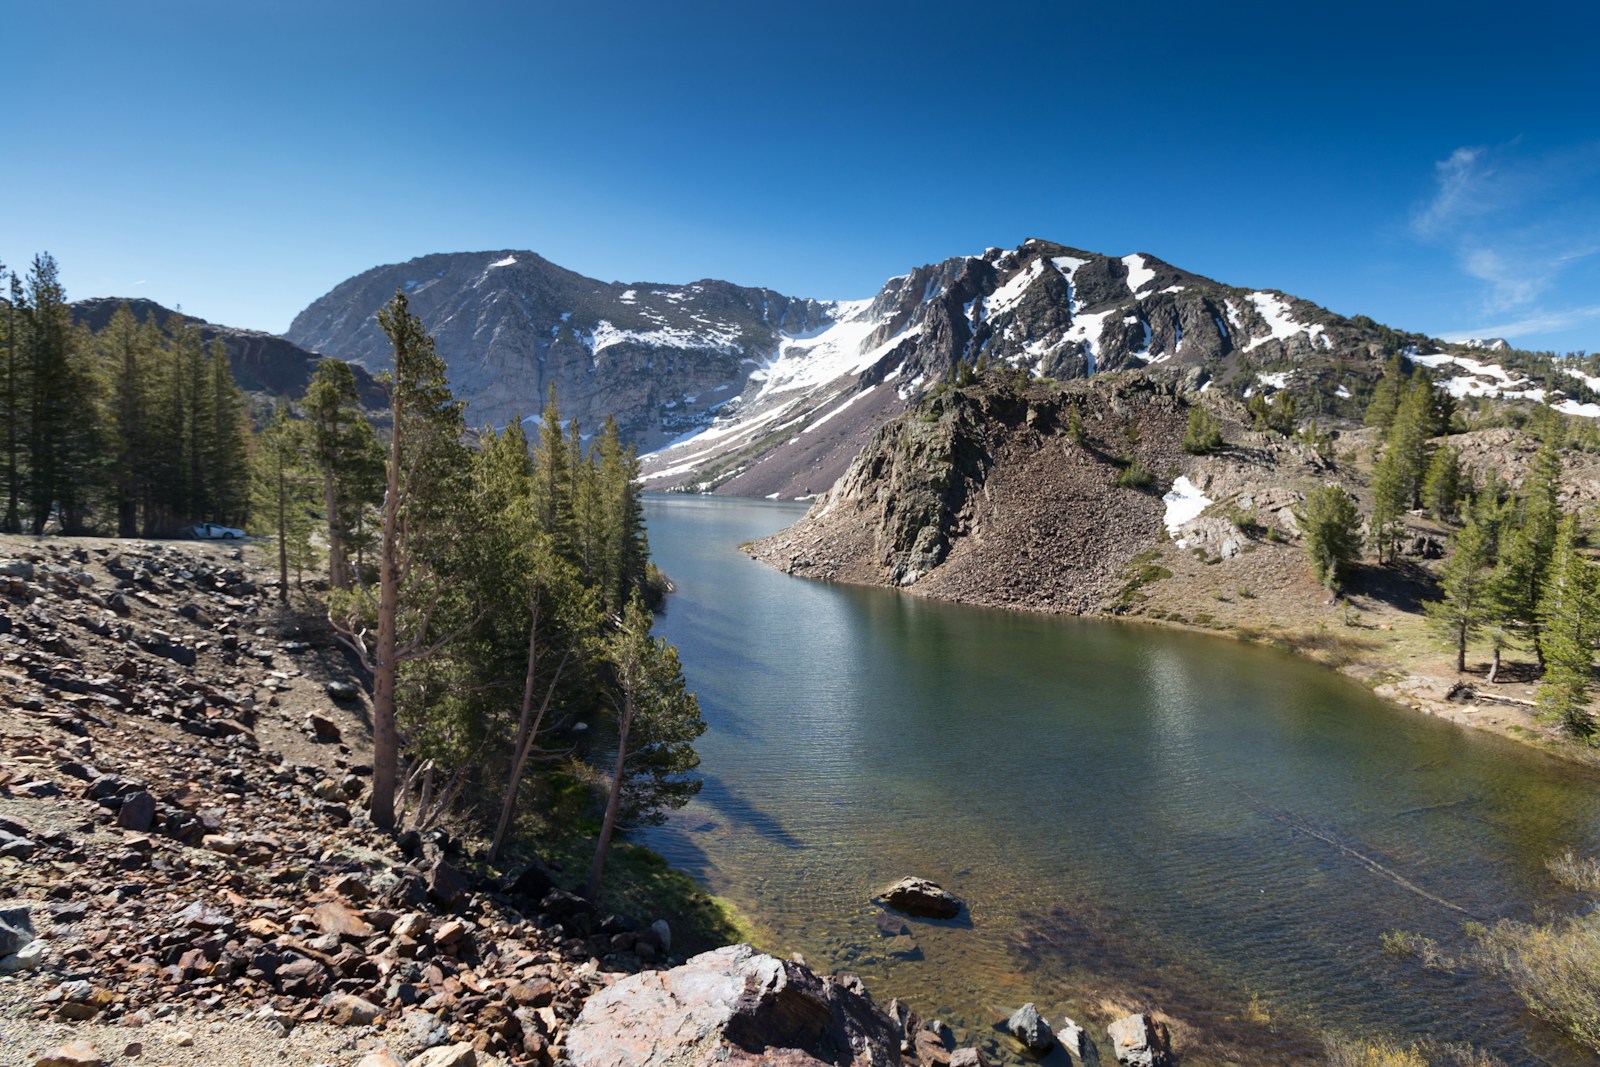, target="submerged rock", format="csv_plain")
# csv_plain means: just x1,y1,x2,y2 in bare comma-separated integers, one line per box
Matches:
565,943,903,1066
877,876,963,919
